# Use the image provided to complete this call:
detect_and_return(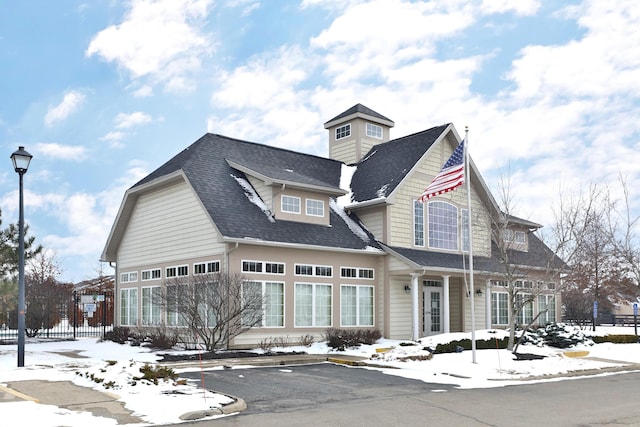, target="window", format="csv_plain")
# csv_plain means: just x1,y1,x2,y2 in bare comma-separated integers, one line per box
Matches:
358,268,374,279
166,284,188,326
514,231,526,244
461,208,470,252
336,124,351,140
341,285,374,326
503,229,514,242
141,287,161,326
428,201,458,250
242,261,262,273
141,269,161,281
194,261,220,275
281,195,301,214
490,279,508,287
546,282,556,290
295,264,332,277
265,262,285,274
306,199,324,217
295,283,332,327
177,265,188,276
243,261,284,274
538,295,556,324
120,288,138,326
120,271,138,283
341,267,357,278
166,267,177,278
366,123,382,139
243,281,284,327
414,200,424,246
491,292,508,325
516,294,533,325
